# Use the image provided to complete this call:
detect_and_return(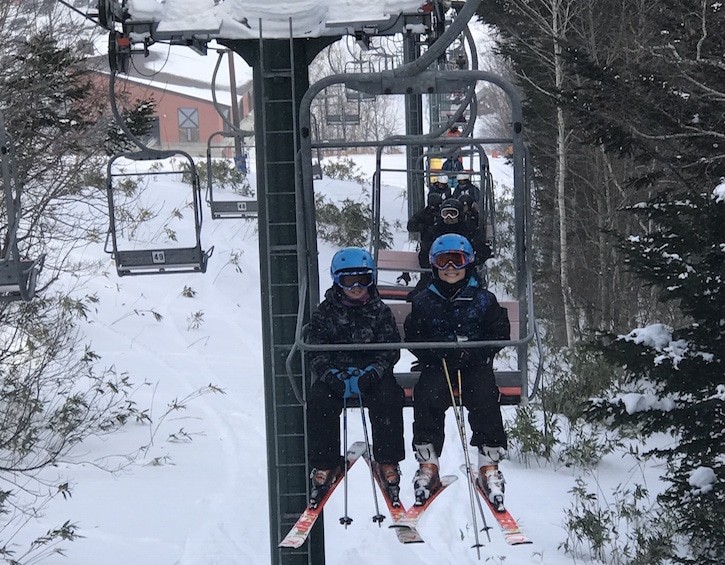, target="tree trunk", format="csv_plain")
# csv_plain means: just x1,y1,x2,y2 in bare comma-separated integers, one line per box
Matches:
553,1,577,346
